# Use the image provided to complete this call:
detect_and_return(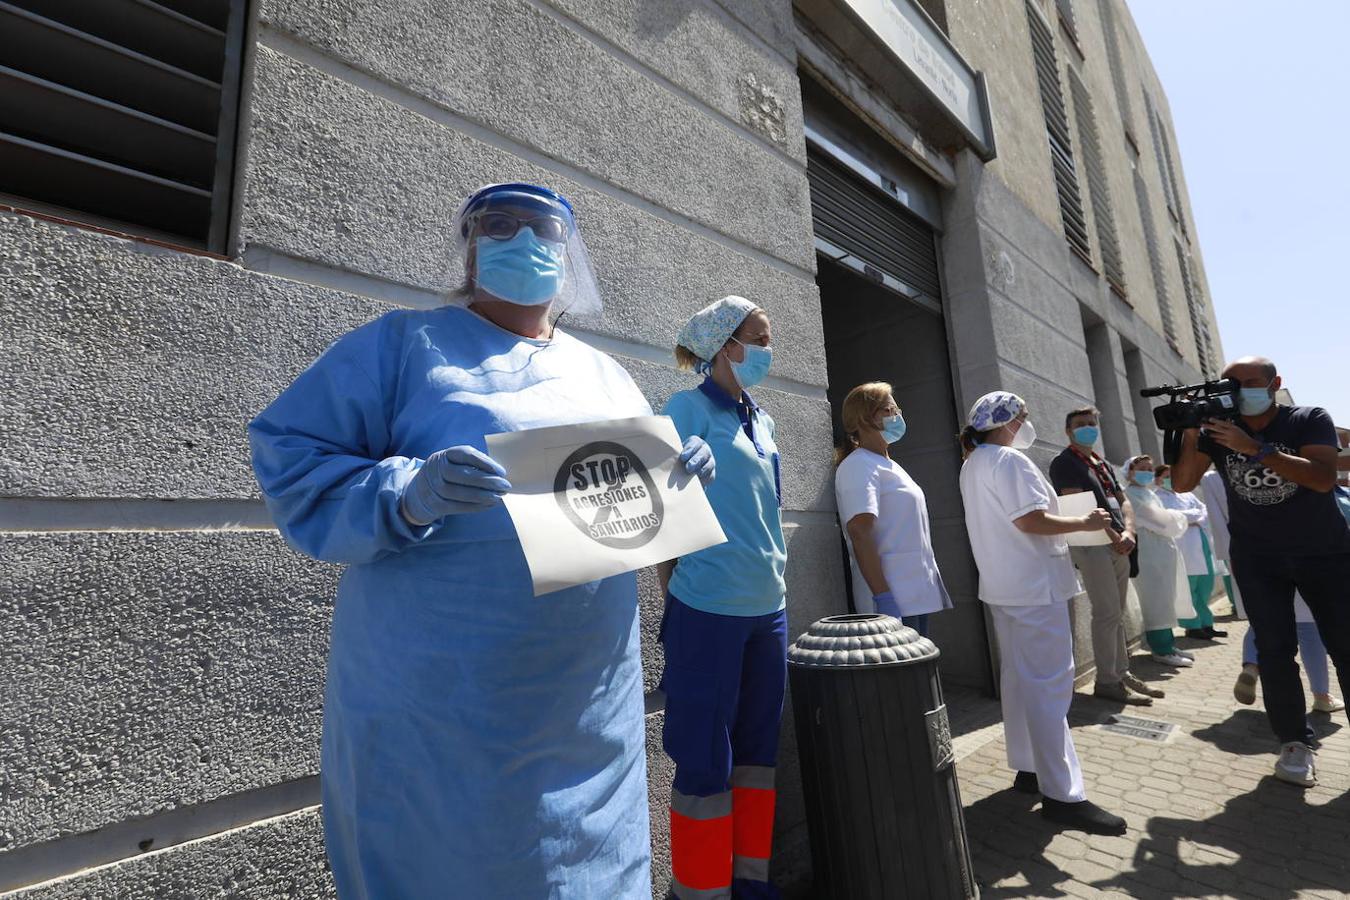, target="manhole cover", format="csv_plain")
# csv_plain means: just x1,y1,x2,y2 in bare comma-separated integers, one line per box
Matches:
1100,714,1178,743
